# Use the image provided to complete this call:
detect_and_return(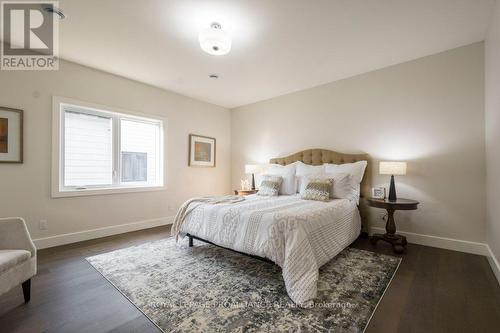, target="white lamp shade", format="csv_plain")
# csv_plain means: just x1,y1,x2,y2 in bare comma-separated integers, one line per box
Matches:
199,24,231,56
379,161,407,175
245,164,262,174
